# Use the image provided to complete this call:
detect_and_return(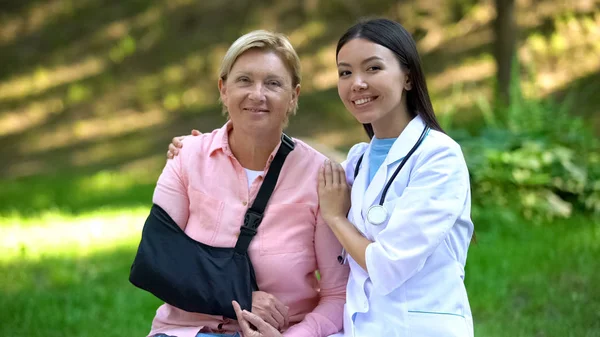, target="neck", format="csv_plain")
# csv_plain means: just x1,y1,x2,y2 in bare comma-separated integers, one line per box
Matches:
371,104,413,139
229,126,282,170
